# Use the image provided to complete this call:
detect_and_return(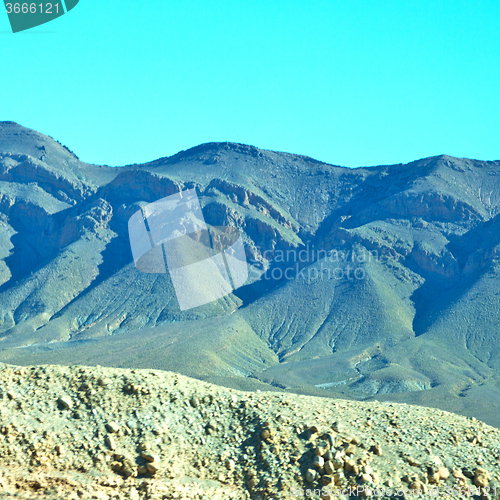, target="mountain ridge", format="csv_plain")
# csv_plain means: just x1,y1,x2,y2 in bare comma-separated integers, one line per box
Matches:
2,122,500,427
